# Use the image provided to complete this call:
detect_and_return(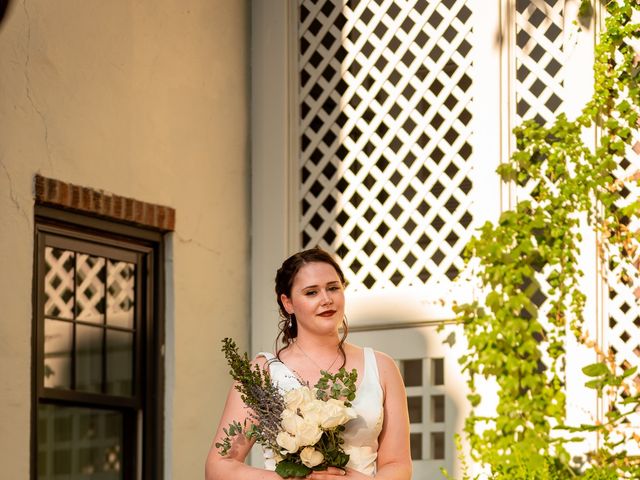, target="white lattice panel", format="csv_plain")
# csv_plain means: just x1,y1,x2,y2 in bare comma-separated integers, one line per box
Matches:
511,0,567,376
515,0,564,124
299,0,475,291
606,140,640,433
